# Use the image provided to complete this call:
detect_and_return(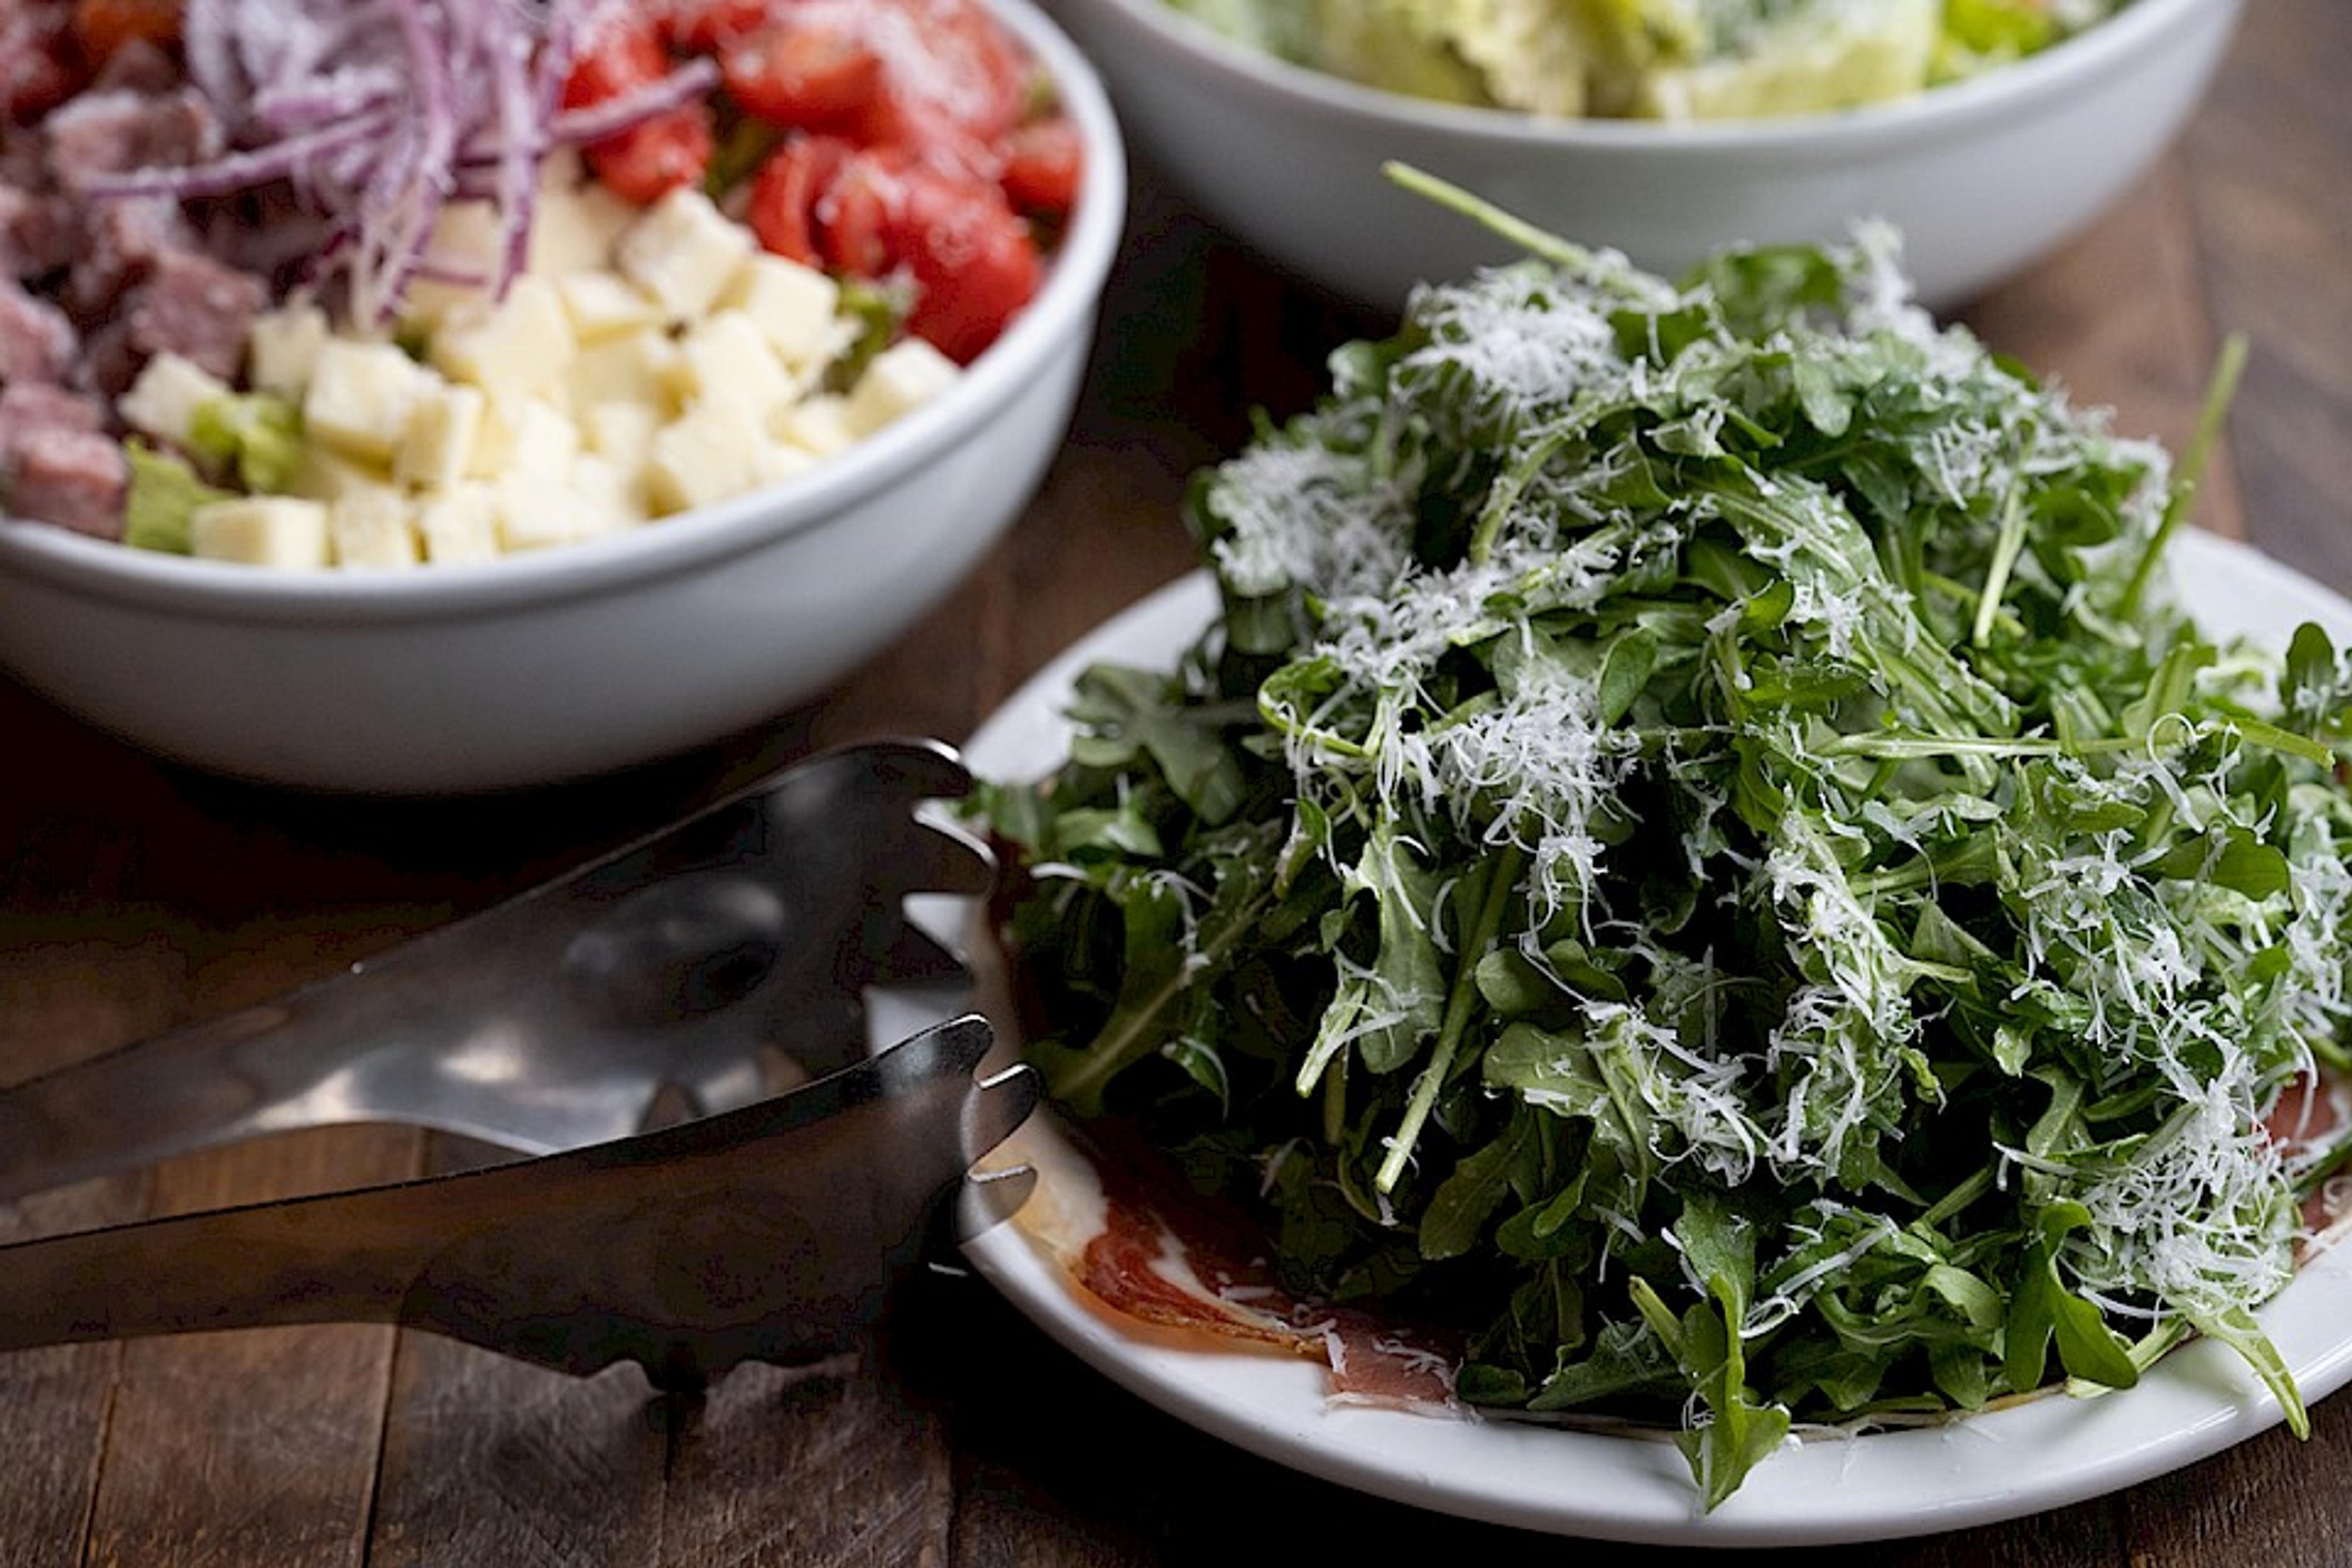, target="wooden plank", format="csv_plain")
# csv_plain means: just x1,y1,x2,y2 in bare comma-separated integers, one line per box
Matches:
658,1355,952,1567
365,1129,668,1568
0,1177,143,1568
2119,1409,2351,1568
368,1342,666,1568
80,1125,417,1568
2176,0,2352,587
